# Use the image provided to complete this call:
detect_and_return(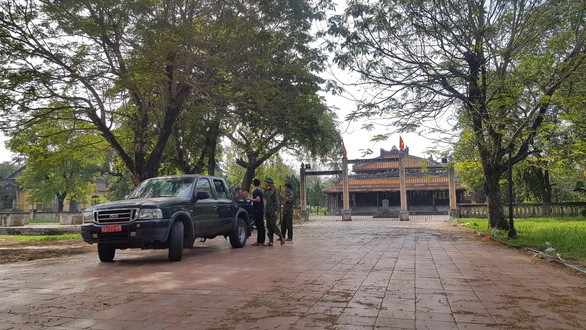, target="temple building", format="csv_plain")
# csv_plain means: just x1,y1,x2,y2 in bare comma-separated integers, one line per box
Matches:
322,147,468,215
